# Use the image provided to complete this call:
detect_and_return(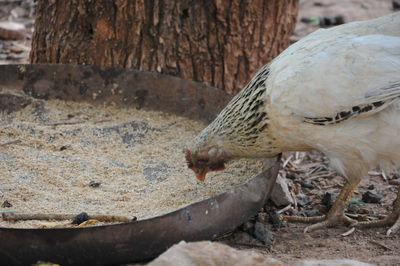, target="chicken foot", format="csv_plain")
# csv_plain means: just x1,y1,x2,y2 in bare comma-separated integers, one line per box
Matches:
282,177,359,232
355,187,400,236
